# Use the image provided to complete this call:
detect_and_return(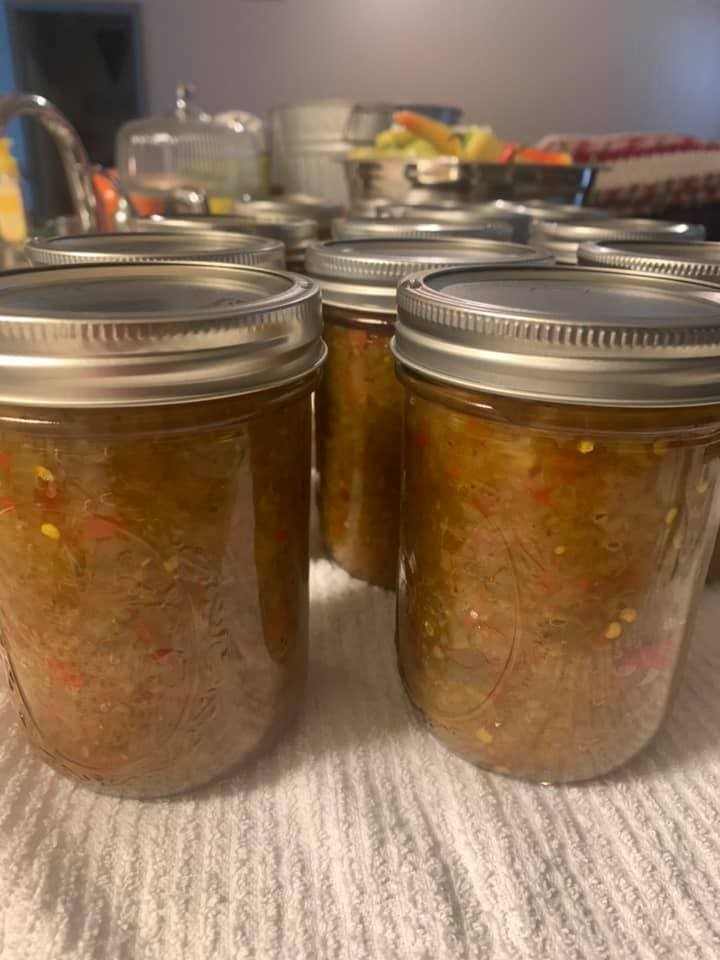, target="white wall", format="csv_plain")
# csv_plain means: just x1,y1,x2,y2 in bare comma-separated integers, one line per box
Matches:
140,0,720,141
